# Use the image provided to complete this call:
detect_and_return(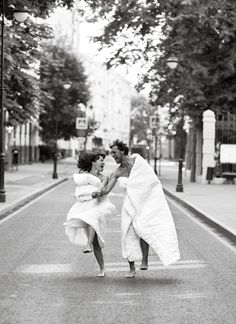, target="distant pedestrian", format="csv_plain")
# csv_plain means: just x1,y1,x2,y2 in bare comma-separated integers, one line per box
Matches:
92,140,180,278
64,152,115,277
12,147,19,171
